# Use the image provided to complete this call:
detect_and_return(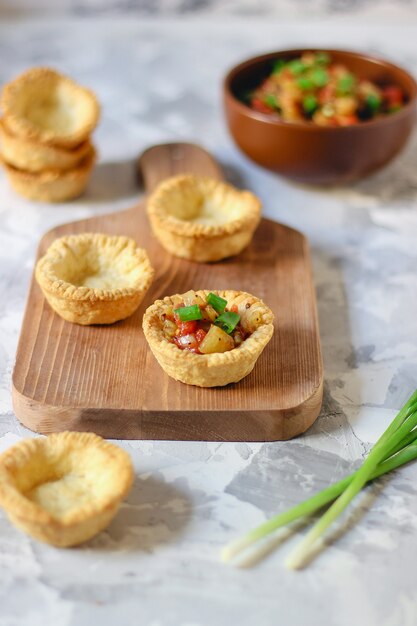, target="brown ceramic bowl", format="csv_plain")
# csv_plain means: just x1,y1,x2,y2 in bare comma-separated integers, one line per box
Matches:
223,49,417,185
